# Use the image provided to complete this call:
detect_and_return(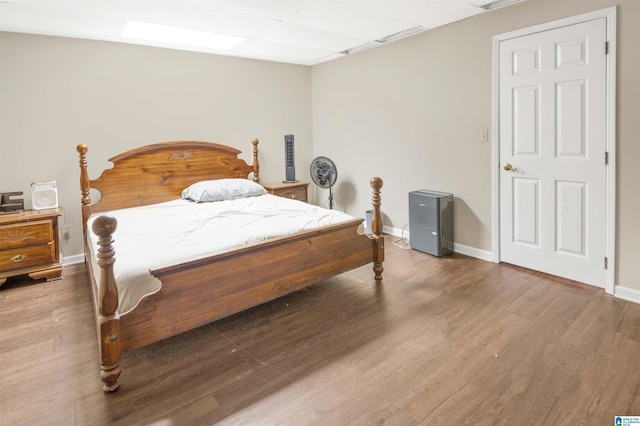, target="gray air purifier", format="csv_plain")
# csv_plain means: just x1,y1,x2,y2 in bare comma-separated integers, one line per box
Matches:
409,190,454,257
